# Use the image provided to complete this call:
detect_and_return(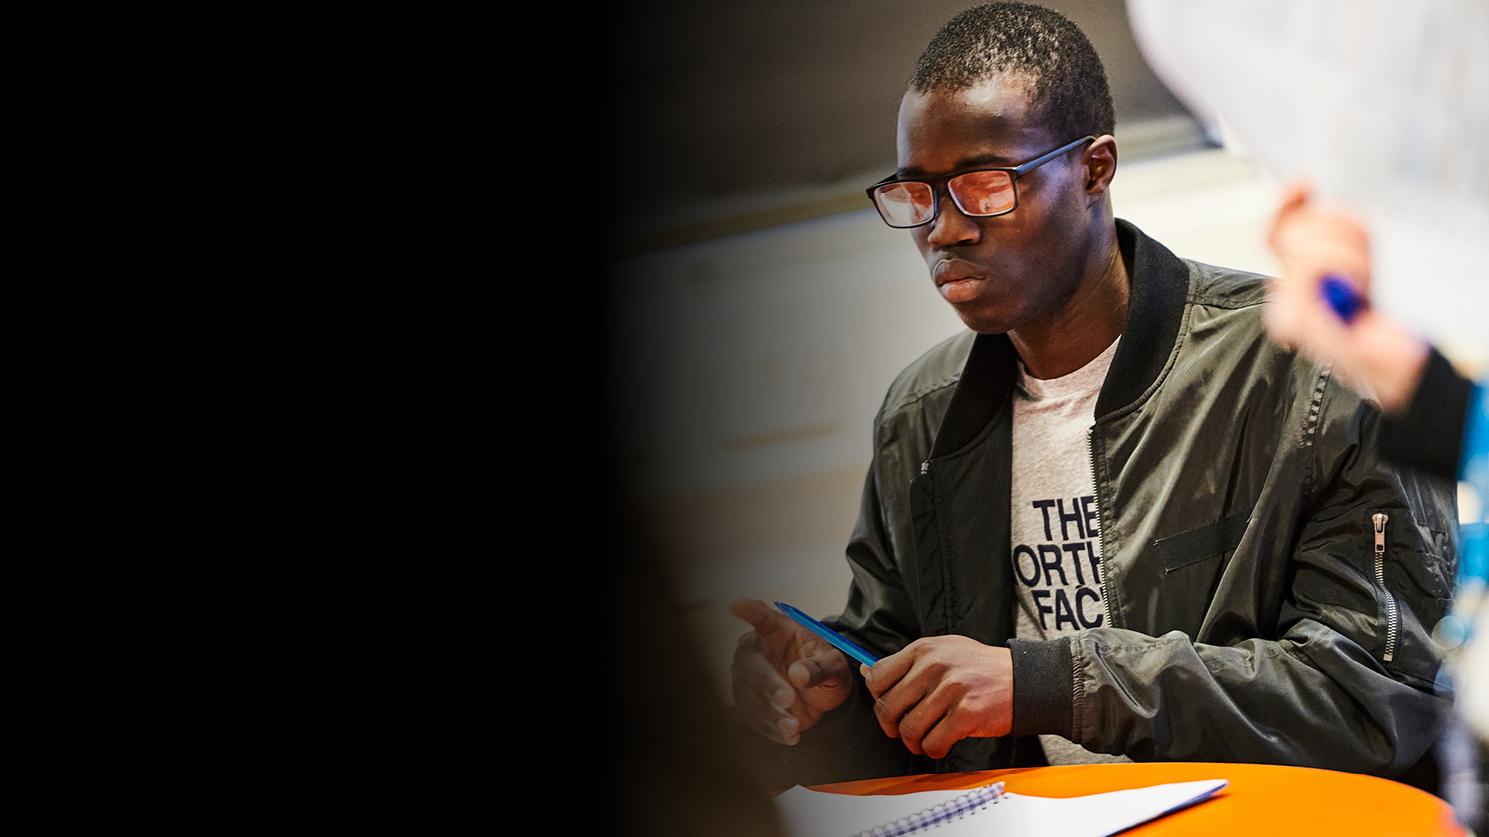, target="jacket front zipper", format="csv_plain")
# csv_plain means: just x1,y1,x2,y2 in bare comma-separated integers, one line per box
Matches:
1087,427,1113,628
1373,512,1399,663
